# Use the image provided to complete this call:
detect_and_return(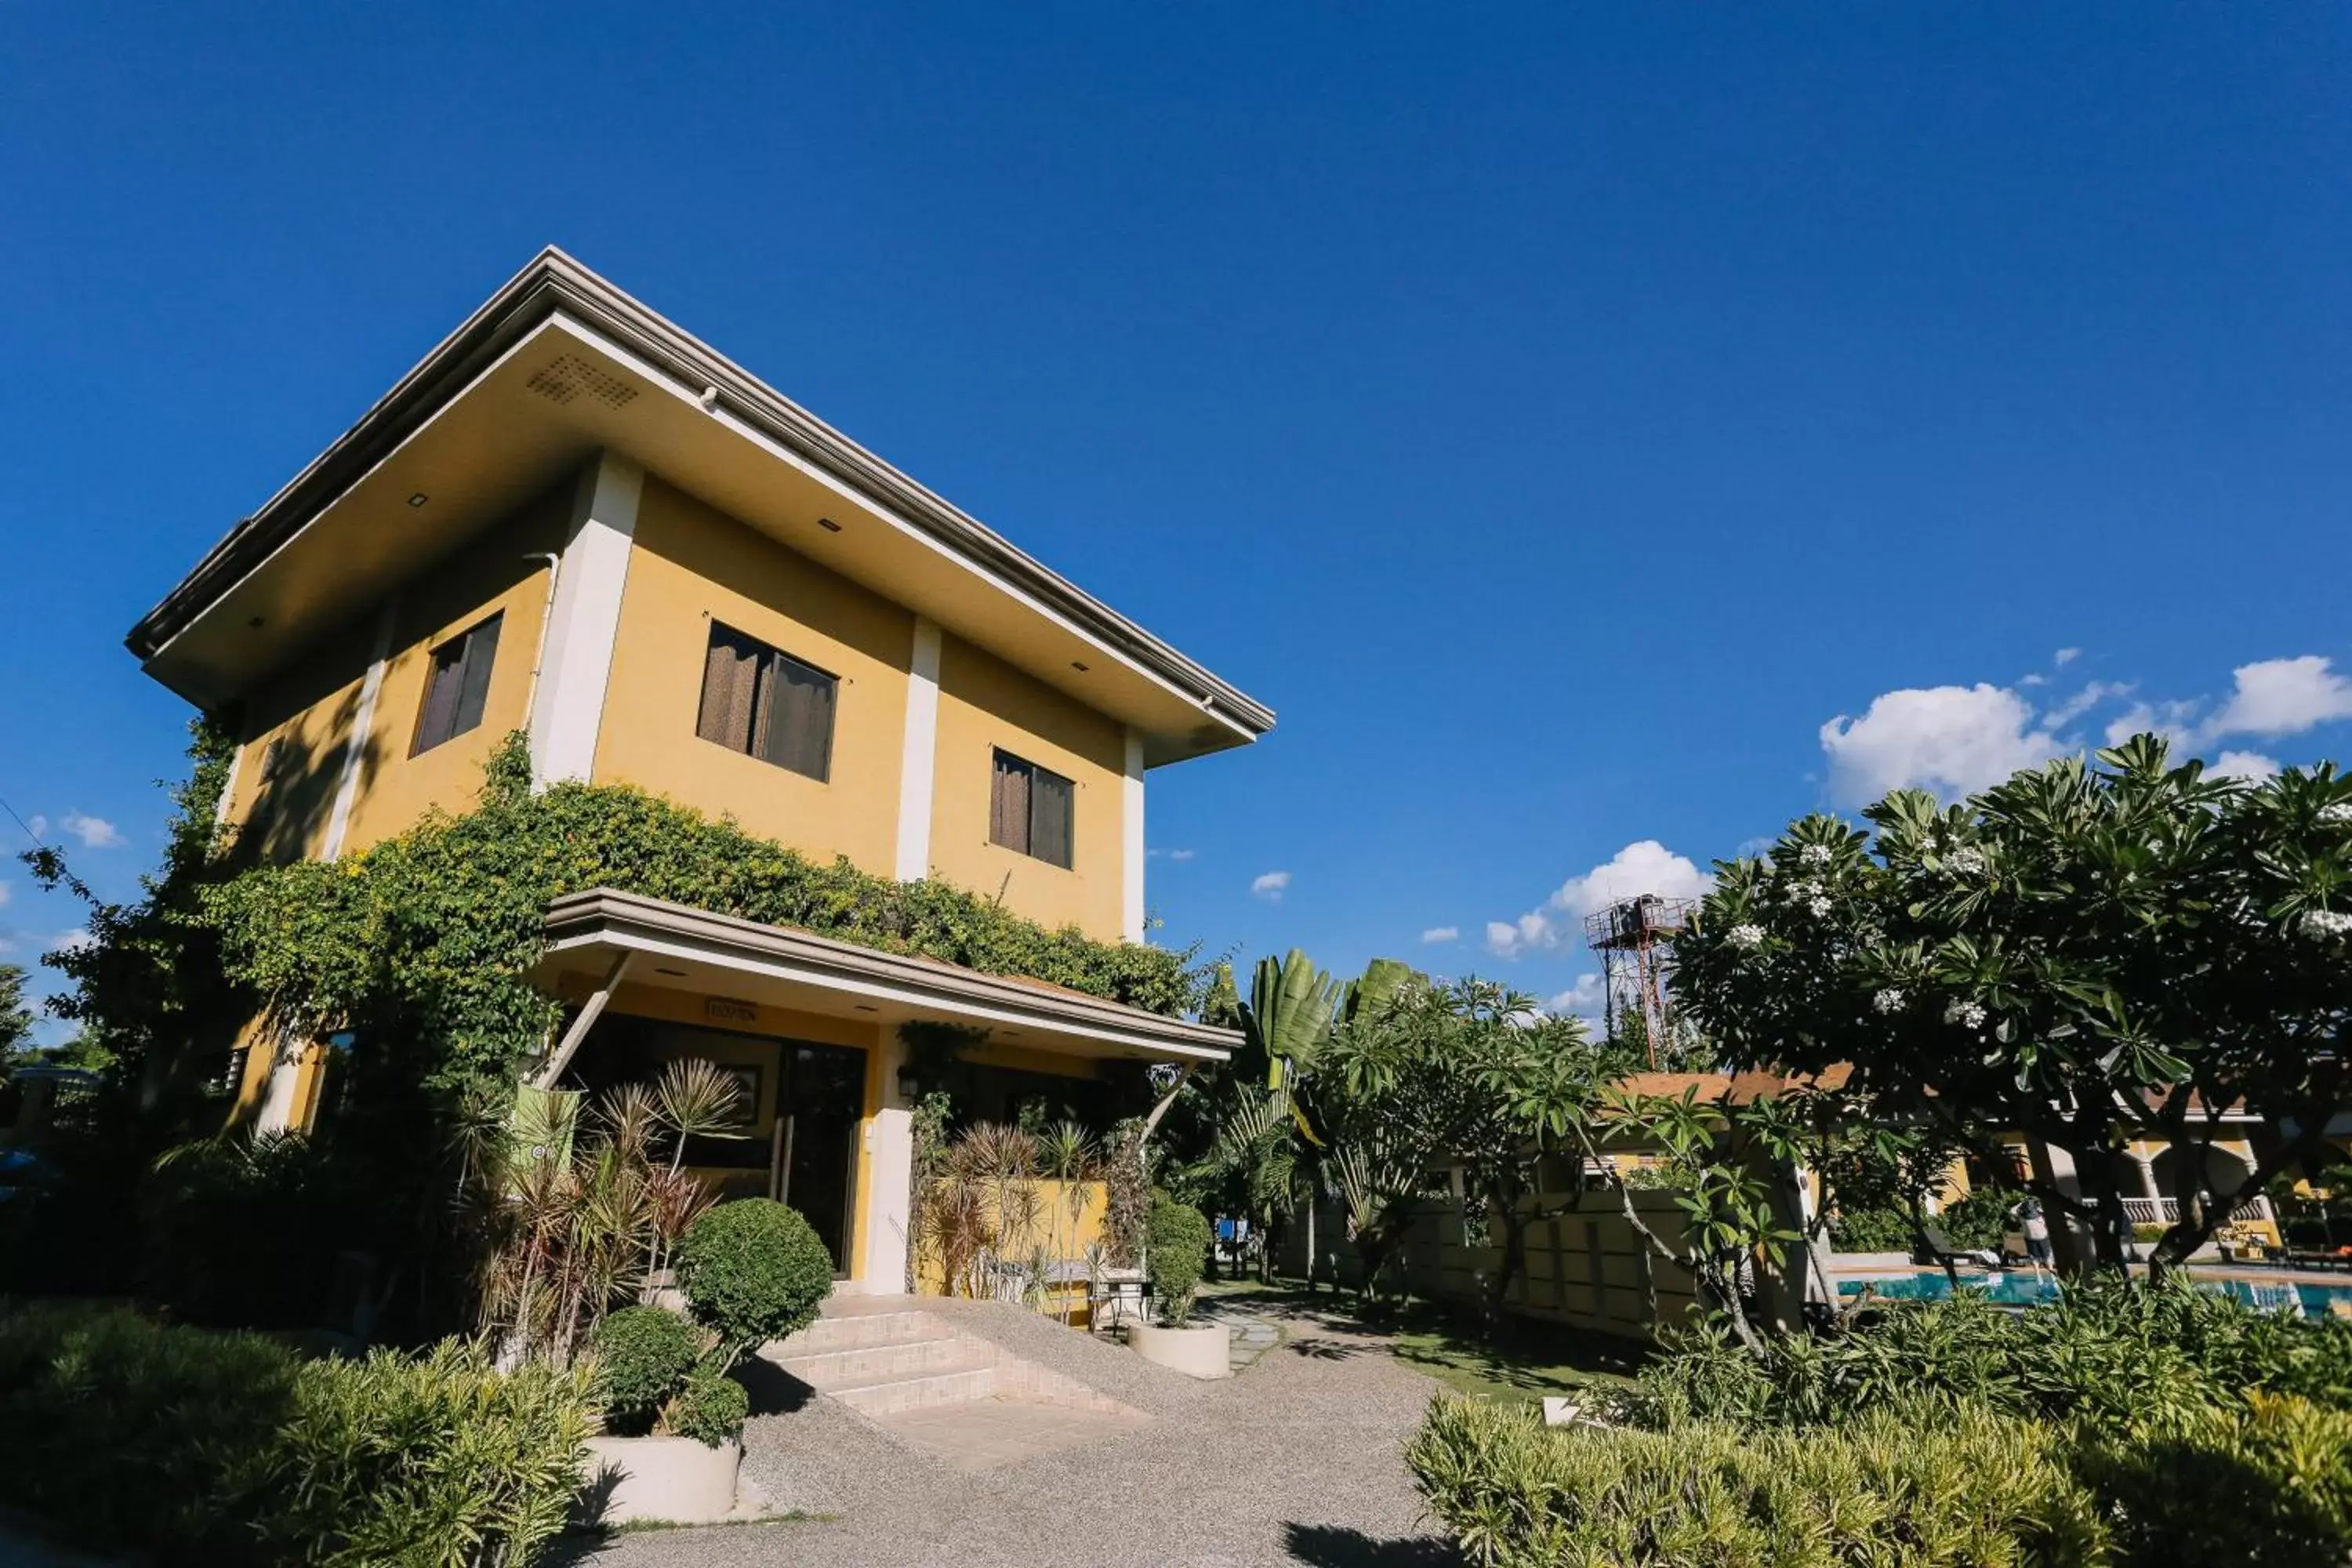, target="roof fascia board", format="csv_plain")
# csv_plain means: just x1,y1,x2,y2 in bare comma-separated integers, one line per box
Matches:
542,890,1236,1061
129,249,1272,742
